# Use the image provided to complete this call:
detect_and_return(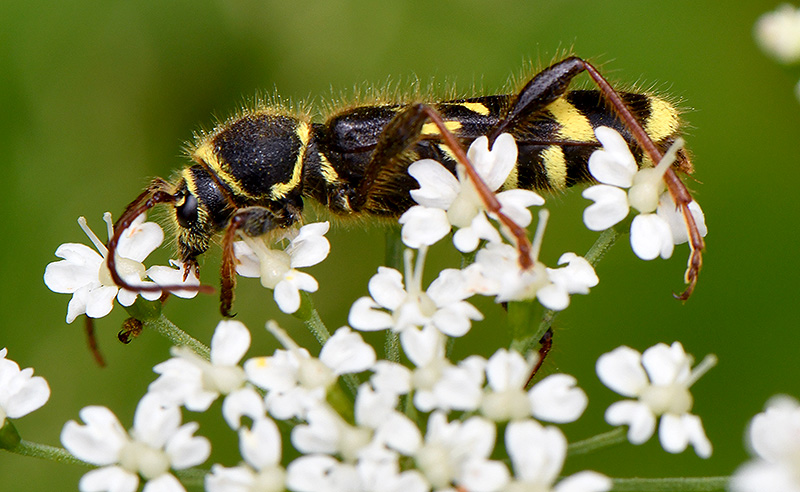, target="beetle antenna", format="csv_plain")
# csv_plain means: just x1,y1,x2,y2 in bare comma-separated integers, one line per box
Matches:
106,178,214,296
